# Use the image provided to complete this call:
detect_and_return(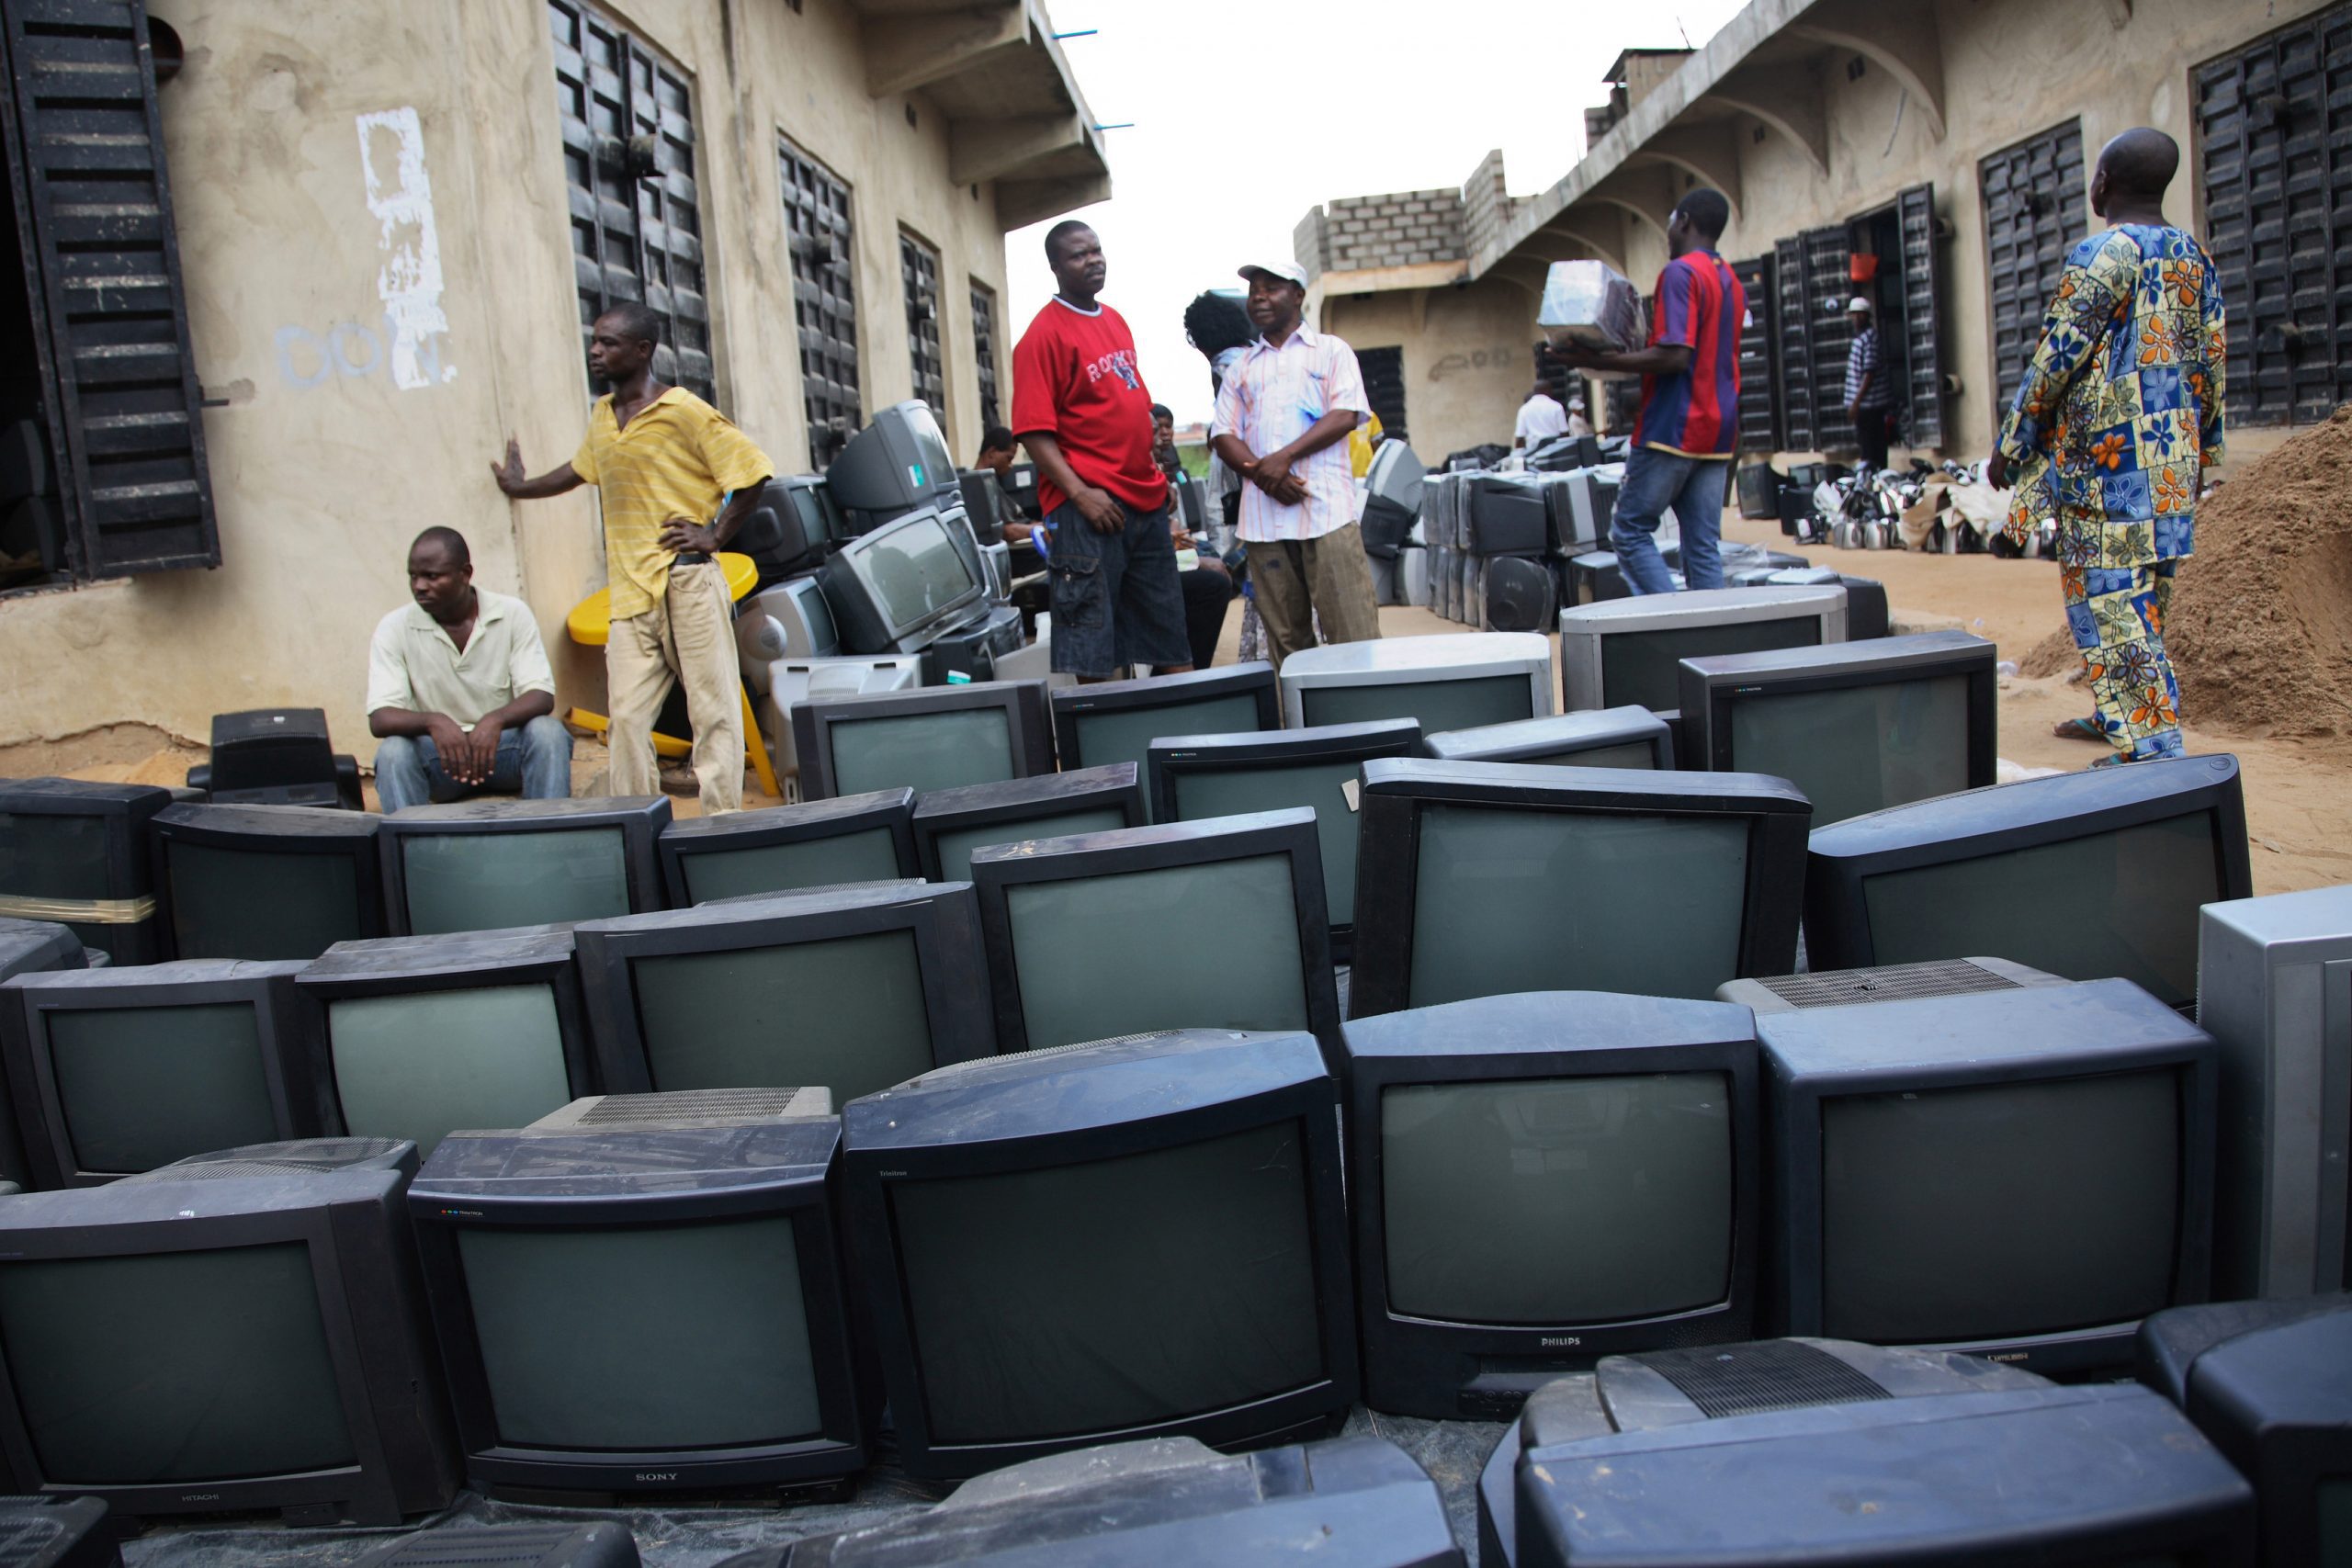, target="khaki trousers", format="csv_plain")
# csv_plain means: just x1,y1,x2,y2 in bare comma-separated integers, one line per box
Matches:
605,559,743,814
1242,522,1382,671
